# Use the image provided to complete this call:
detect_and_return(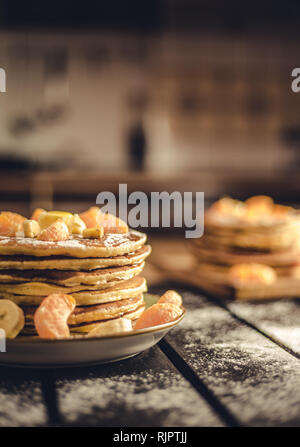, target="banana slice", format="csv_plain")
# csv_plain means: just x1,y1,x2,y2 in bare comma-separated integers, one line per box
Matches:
71,214,86,235
88,318,132,337
38,211,74,231
0,300,24,338
83,227,104,239
23,219,40,238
